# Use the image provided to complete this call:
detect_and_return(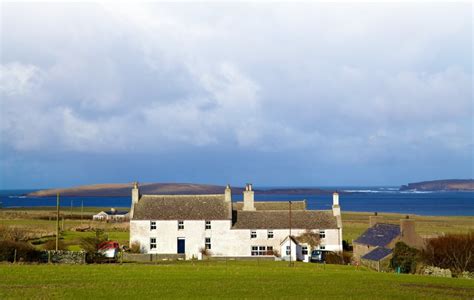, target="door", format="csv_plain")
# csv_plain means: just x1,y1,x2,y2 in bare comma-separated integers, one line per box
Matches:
177,238,185,254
